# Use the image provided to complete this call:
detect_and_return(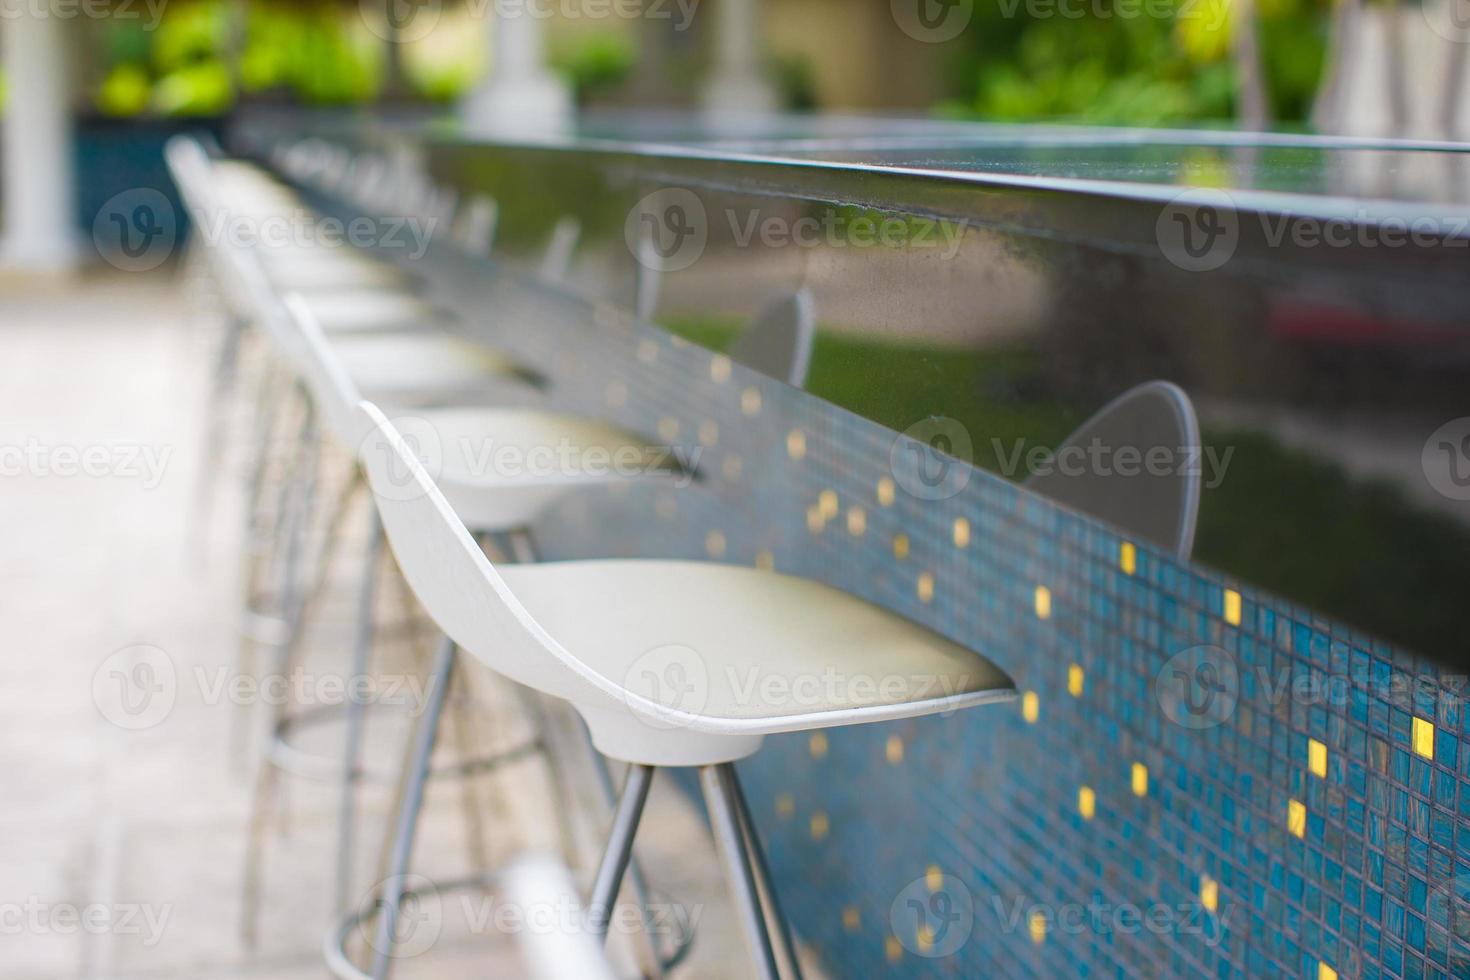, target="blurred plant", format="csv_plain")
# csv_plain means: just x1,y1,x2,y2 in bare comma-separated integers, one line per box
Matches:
290,9,385,105
773,52,819,112
239,2,303,94
151,0,230,74
153,59,235,116
90,0,236,117
948,0,1328,125
399,6,486,102
96,63,153,116
550,31,635,106
87,0,393,115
